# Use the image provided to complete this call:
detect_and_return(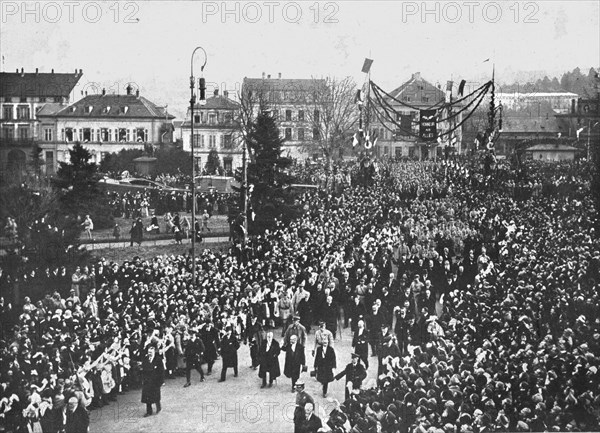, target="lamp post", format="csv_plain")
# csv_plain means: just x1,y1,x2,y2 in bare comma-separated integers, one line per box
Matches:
190,46,207,289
